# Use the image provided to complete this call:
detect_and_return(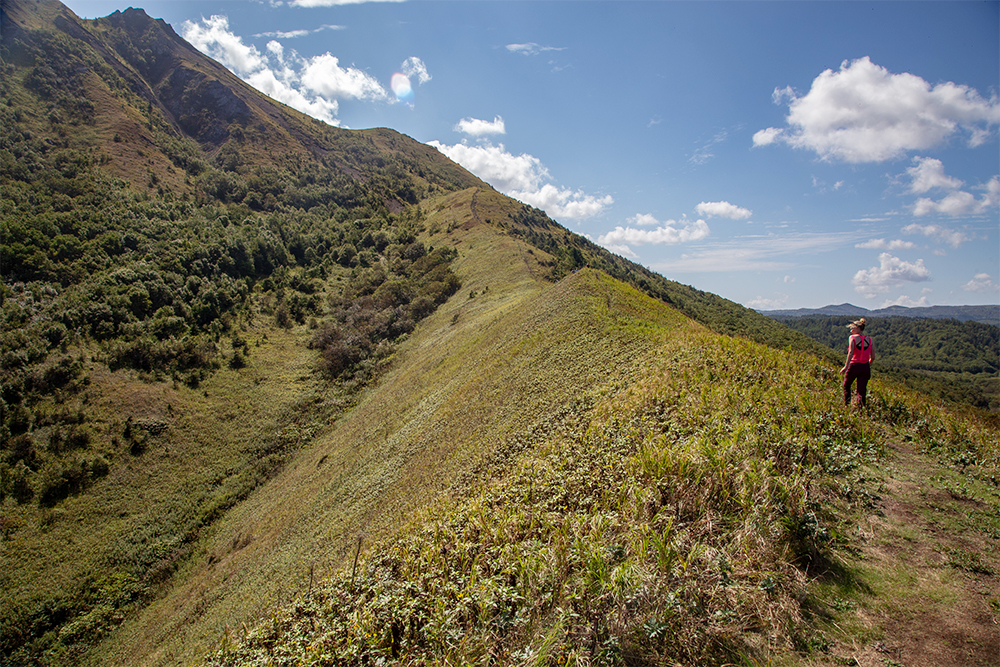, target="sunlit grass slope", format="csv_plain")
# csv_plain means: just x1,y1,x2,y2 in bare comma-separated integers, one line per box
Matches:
211,278,998,665
89,190,696,666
